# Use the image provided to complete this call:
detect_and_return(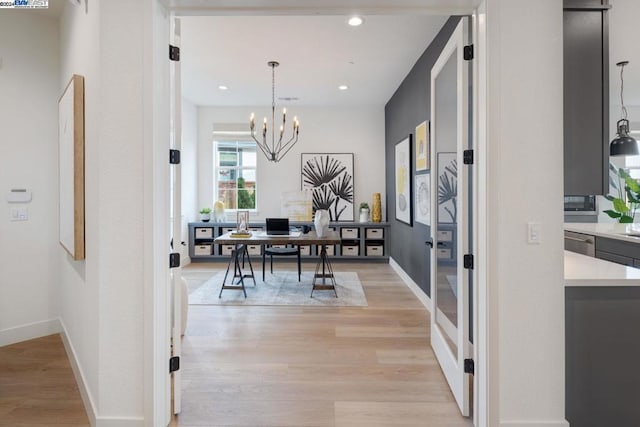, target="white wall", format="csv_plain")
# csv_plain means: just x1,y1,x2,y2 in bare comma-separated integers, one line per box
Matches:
58,0,152,424
196,106,386,220
483,1,567,425
610,0,640,116
97,0,147,419
0,12,61,345
58,2,101,420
